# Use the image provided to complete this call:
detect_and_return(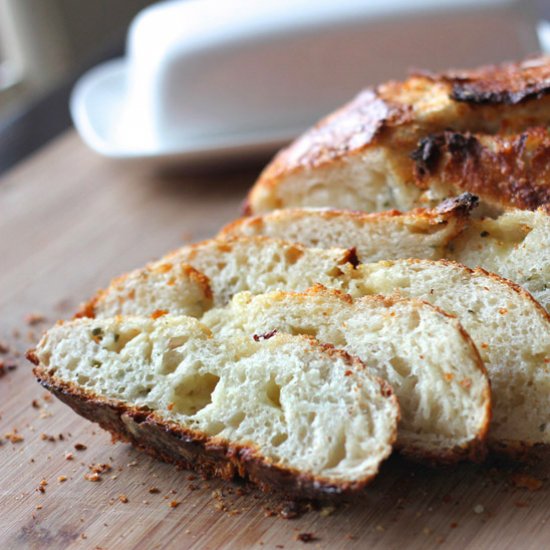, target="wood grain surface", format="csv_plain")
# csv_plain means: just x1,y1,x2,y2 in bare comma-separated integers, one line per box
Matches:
1,132,549,550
